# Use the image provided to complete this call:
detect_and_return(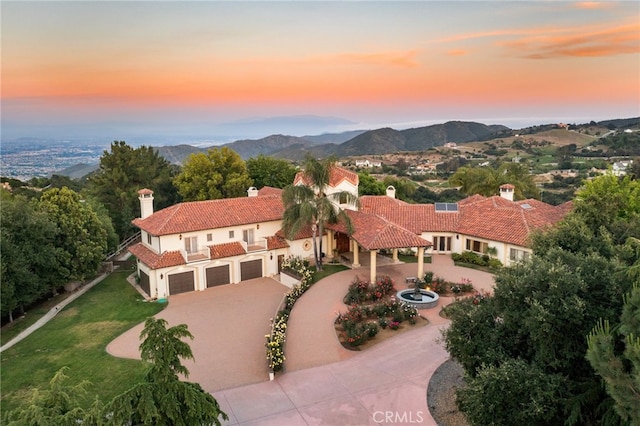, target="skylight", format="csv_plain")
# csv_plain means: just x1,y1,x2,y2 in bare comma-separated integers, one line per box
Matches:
435,203,459,212
520,203,532,210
